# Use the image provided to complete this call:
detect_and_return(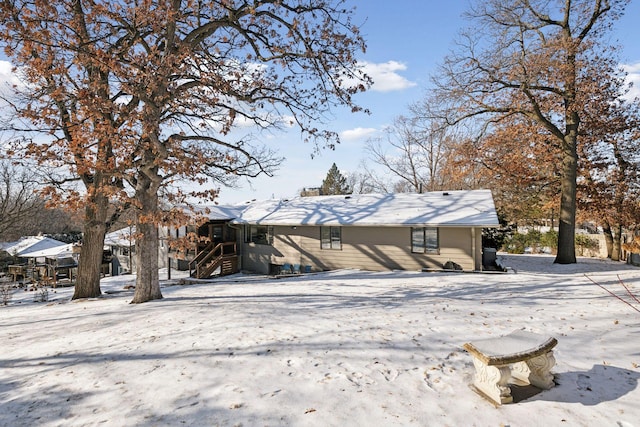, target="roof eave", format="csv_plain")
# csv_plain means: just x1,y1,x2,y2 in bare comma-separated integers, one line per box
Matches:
235,222,500,228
